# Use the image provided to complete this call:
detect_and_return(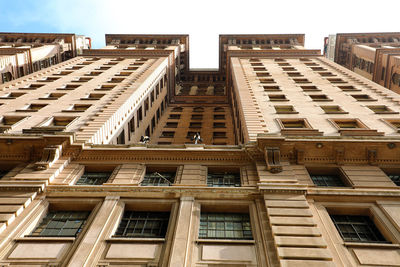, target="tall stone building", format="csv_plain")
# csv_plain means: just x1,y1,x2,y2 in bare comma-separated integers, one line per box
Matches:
325,32,400,94
0,33,90,85
0,32,399,266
